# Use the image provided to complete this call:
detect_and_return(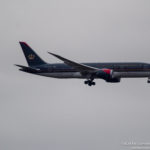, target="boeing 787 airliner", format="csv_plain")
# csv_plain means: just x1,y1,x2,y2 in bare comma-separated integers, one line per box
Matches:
15,42,150,86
